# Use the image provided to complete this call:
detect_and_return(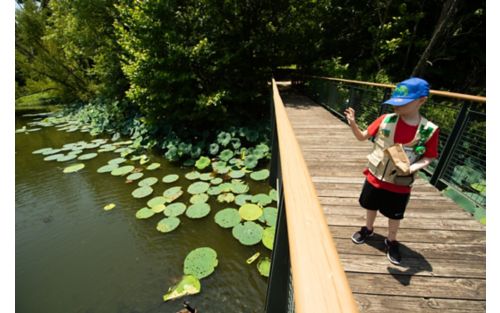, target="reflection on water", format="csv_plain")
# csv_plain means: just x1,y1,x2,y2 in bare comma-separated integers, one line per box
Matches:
15,117,270,313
